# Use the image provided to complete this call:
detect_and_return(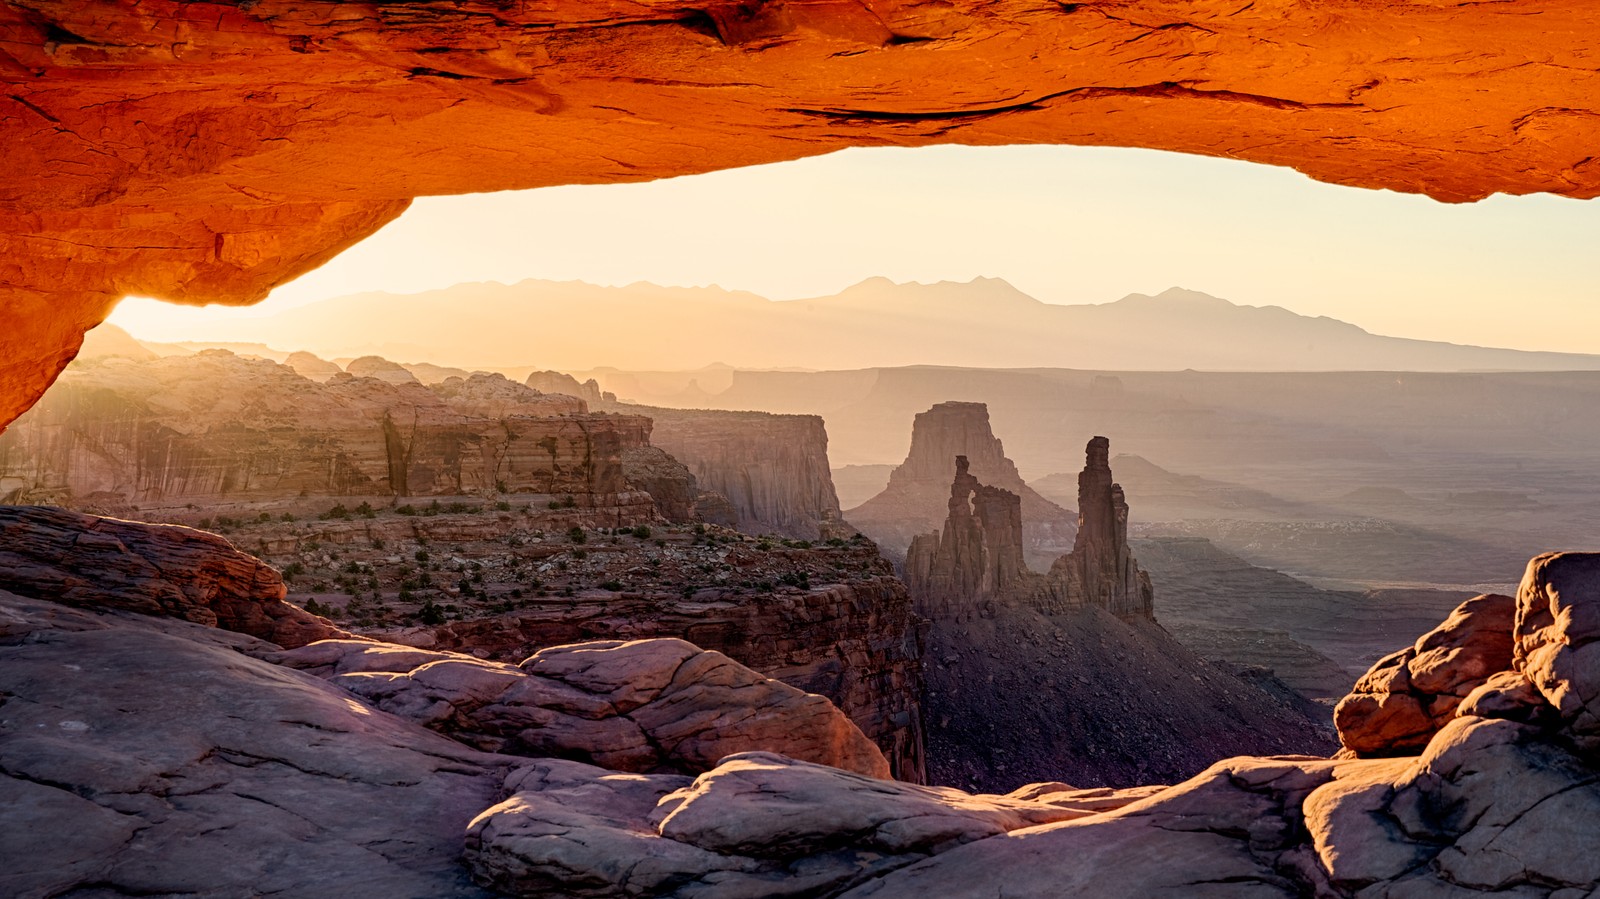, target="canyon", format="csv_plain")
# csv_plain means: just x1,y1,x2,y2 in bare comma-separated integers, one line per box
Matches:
5,3,1600,893
0,351,850,544
7,497,1596,897
603,401,851,541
